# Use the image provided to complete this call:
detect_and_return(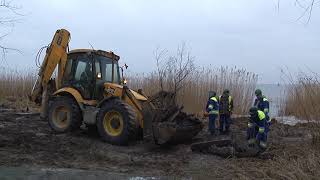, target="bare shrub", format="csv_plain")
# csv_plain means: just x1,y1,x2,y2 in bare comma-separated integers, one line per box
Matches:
153,43,195,94
128,46,258,115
